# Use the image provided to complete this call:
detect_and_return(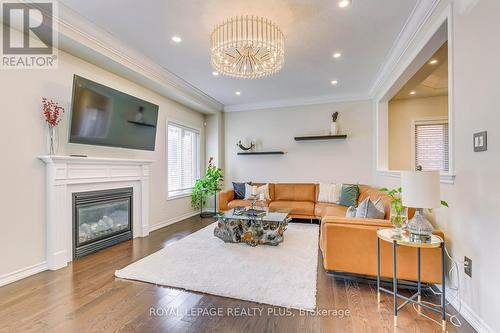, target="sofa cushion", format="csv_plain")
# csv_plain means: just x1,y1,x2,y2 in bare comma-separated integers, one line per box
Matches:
358,185,391,218
274,183,316,202
355,197,385,219
318,183,342,203
346,206,357,218
269,200,315,216
227,200,270,209
338,184,360,207
252,182,275,200
315,203,348,218
244,183,271,200
227,200,253,209
232,182,247,199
